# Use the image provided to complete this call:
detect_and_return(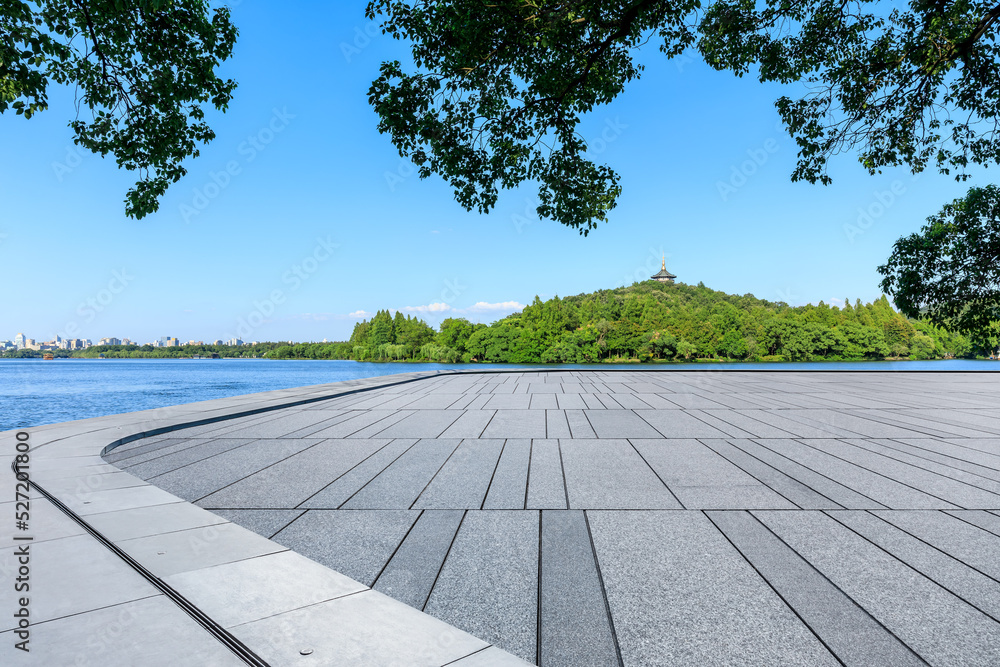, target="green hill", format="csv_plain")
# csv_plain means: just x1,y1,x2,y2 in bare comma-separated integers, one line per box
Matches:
267,281,991,363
